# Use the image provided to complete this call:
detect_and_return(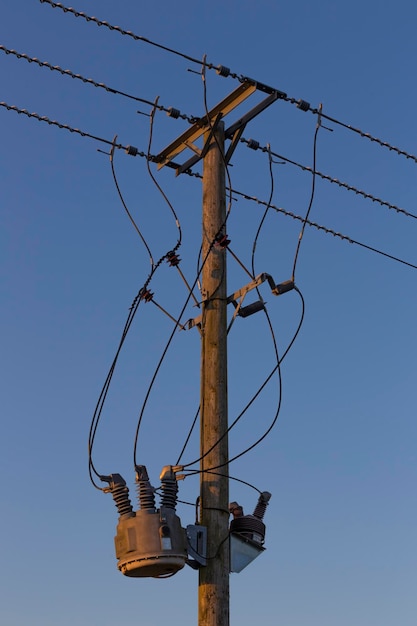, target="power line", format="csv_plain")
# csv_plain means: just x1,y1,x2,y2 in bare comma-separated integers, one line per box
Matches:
241,137,417,220
180,286,305,472
2,49,412,223
291,109,322,280
310,108,417,163
2,100,416,271
0,44,197,122
230,187,417,271
110,139,155,267
4,34,414,221
39,0,417,165
2,45,415,221
145,98,182,248
39,0,216,68
0,100,135,152
178,146,279,468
